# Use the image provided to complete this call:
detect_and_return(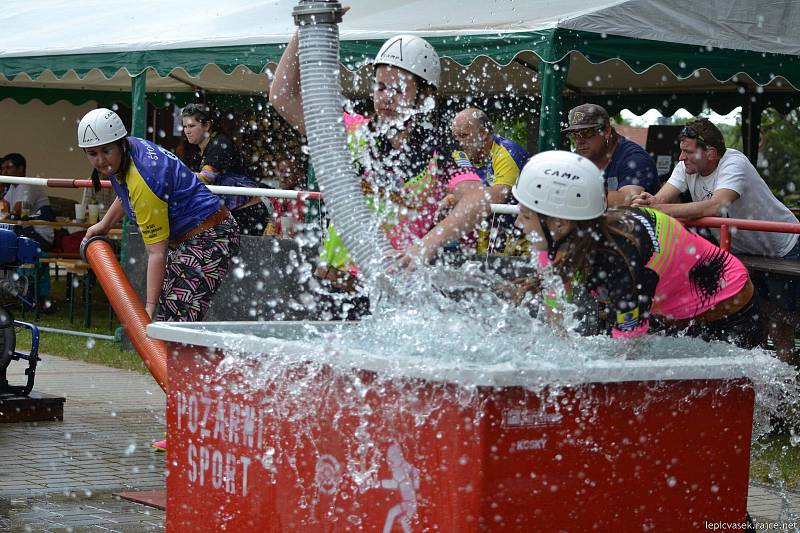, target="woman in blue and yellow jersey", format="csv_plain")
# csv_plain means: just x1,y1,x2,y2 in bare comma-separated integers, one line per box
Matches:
79,108,240,322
